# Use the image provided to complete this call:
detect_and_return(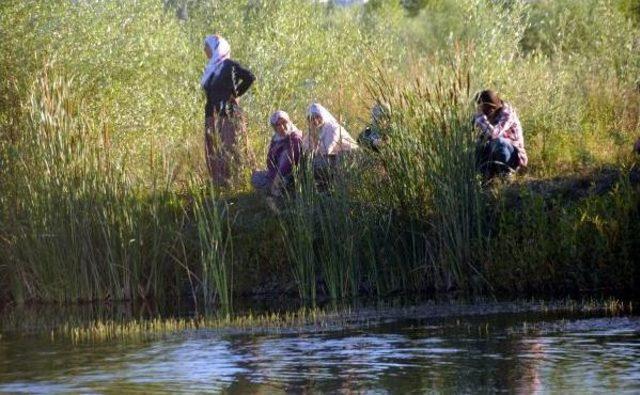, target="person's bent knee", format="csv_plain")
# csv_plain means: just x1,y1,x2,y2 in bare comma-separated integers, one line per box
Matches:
490,138,514,163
